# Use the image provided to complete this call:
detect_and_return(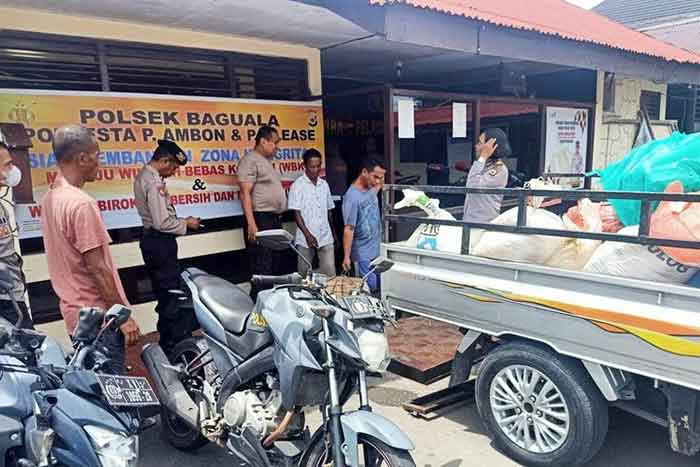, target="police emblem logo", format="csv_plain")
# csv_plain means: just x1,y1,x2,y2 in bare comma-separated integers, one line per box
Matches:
307,110,319,127
489,168,497,176
0,217,11,239
157,139,187,165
